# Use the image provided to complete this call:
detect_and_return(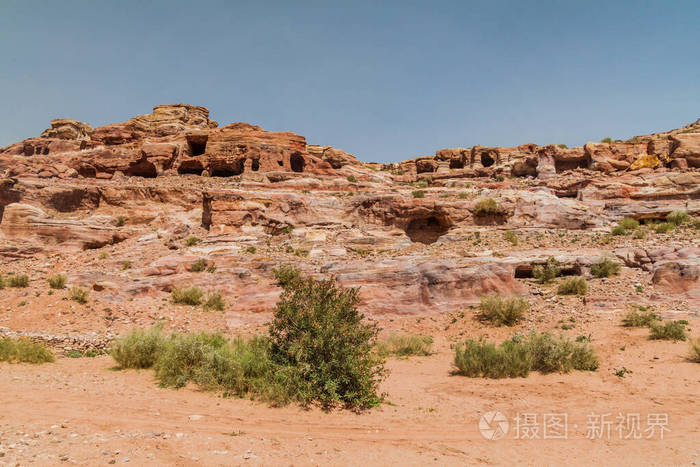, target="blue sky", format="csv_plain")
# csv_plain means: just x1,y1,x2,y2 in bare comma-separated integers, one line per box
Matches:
1,0,698,162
